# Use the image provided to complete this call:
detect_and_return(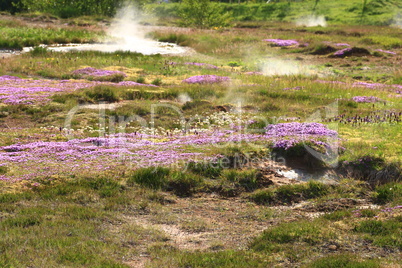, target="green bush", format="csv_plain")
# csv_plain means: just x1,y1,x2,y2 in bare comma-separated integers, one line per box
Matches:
83,86,120,103
322,210,352,221
250,181,330,205
354,219,398,236
249,188,275,205
128,167,170,190
187,161,222,179
178,0,232,29
308,254,380,268
374,182,402,204
167,171,203,197
1,215,41,228
251,220,326,252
